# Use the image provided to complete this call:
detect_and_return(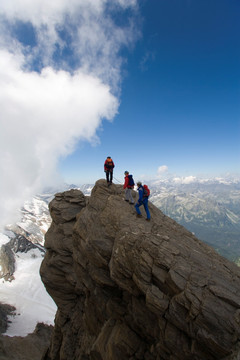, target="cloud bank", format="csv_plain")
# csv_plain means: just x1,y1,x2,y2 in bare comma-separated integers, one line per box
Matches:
157,165,168,176
0,0,139,227
173,176,197,184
